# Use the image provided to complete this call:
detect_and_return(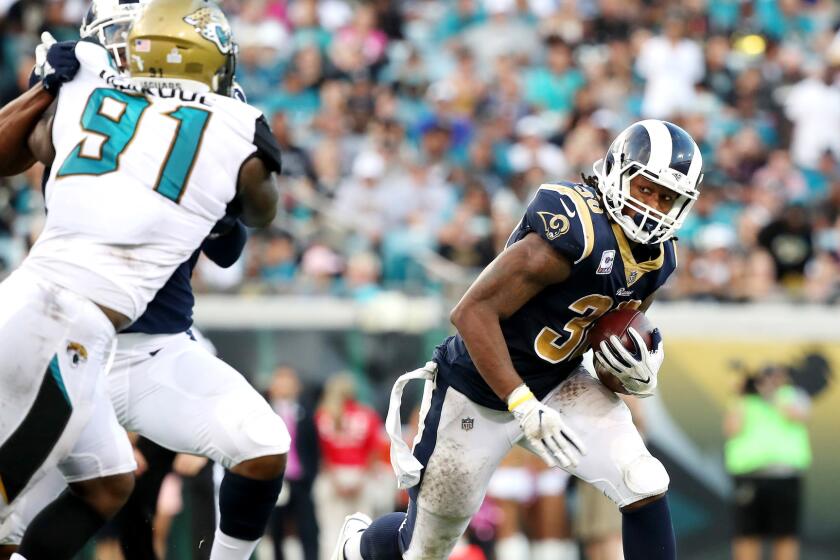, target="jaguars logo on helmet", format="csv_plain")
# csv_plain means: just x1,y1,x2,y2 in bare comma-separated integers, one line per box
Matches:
127,0,237,95
183,7,233,55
